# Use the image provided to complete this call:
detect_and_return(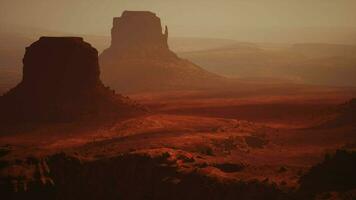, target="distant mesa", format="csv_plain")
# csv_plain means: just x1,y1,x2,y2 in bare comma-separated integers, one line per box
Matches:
100,11,225,92
0,37,142,123
108,11,172,58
